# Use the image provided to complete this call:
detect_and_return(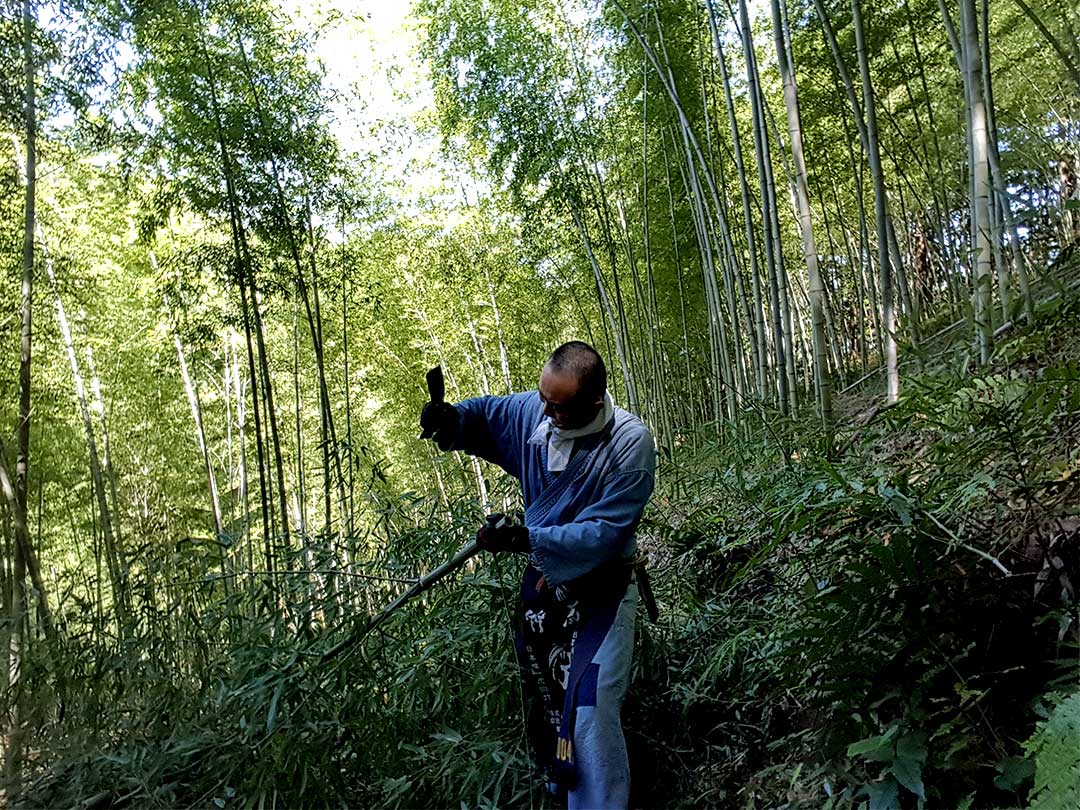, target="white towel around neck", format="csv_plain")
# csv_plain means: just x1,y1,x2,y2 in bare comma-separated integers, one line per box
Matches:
528,391,614,472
